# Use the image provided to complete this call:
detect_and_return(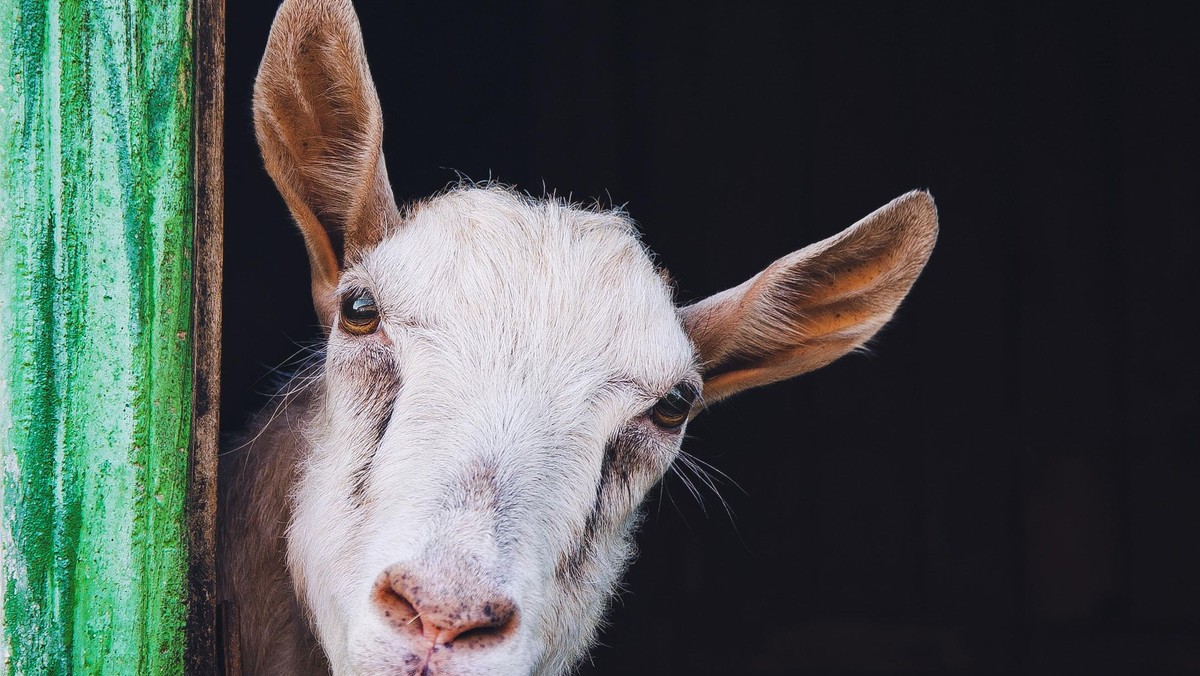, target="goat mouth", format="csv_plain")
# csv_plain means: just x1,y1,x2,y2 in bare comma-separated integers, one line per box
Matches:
374,643,457,676
404,643,514,676
399,650,428,675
